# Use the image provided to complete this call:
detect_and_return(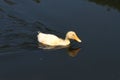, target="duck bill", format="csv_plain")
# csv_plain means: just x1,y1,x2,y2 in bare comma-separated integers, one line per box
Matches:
75,36,82,42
